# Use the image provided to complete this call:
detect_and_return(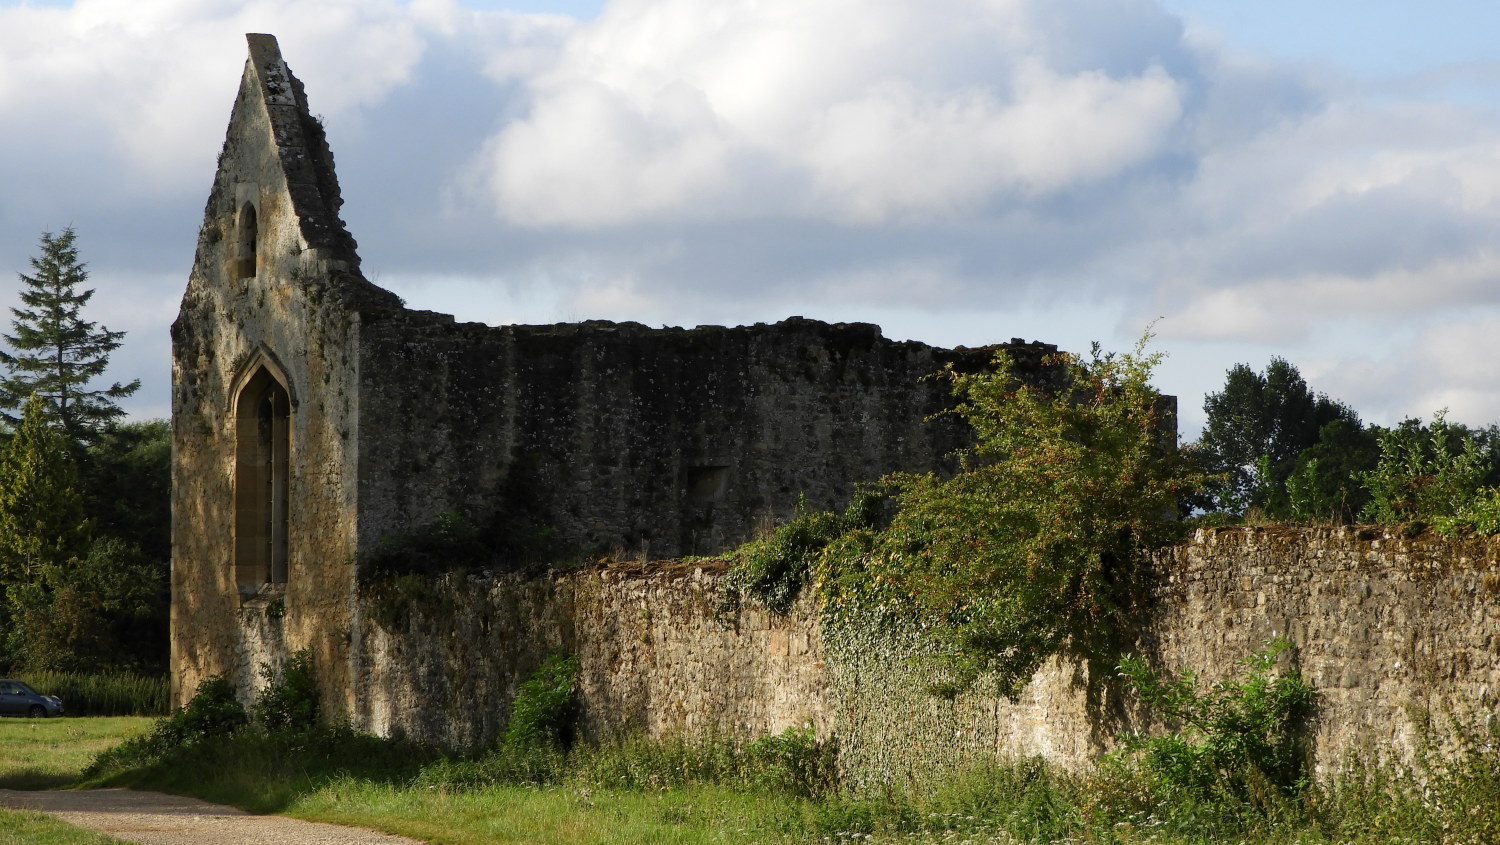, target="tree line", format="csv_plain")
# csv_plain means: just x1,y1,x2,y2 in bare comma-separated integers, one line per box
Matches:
0,229,168,675
1189,357,1500,531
